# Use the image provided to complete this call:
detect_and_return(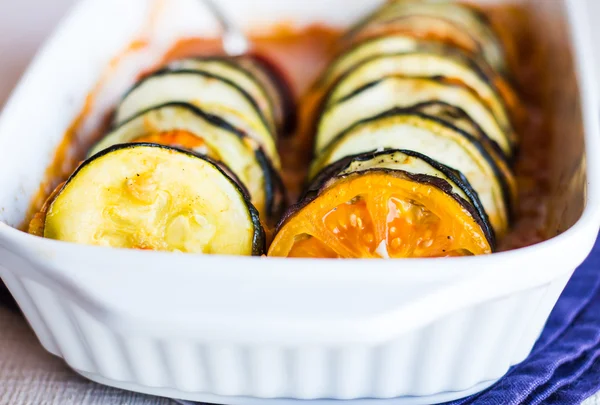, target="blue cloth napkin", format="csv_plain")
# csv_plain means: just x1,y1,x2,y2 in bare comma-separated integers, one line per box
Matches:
447,232,600,405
